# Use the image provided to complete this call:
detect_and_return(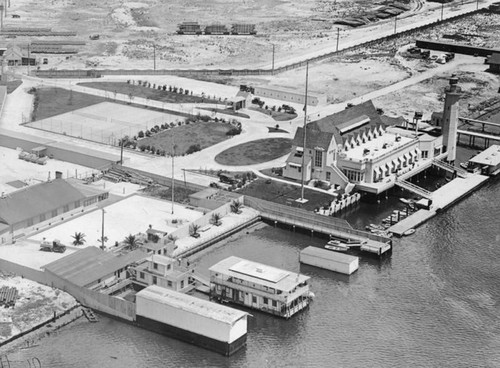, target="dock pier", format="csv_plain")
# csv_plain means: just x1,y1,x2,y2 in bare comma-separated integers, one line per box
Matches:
243,196,391,256
388,173,489,236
